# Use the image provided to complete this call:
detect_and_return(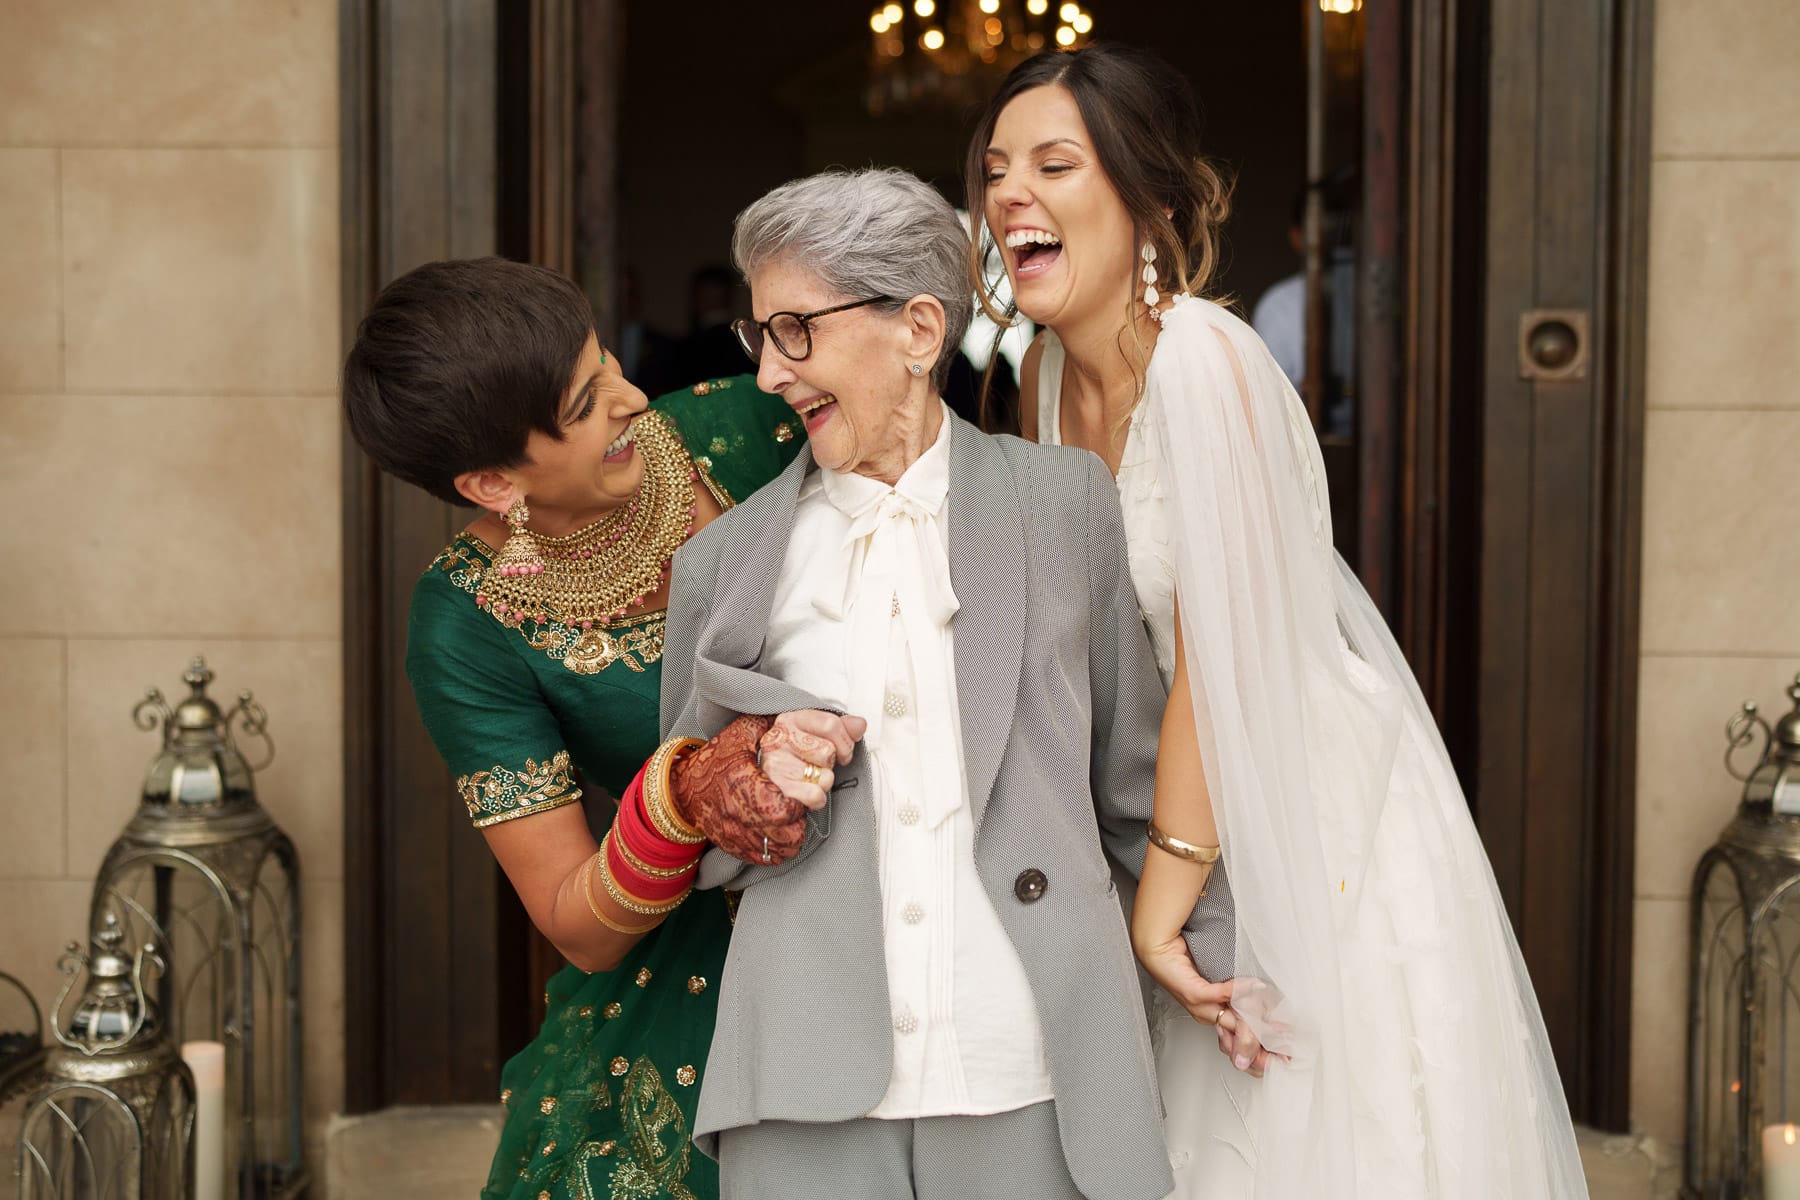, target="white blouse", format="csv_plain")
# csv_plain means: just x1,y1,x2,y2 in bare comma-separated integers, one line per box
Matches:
758,406,1052,1119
